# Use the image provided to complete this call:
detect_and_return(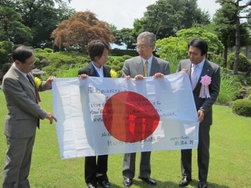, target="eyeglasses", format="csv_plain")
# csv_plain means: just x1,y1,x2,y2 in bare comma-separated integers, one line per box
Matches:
24,60,36,68
136,45,149,50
